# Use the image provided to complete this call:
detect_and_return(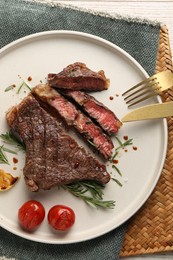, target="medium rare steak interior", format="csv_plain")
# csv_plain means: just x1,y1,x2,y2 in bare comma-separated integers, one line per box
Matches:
62,90,122,135
6,94,110,192
32,84,114,159
48,62,110,91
